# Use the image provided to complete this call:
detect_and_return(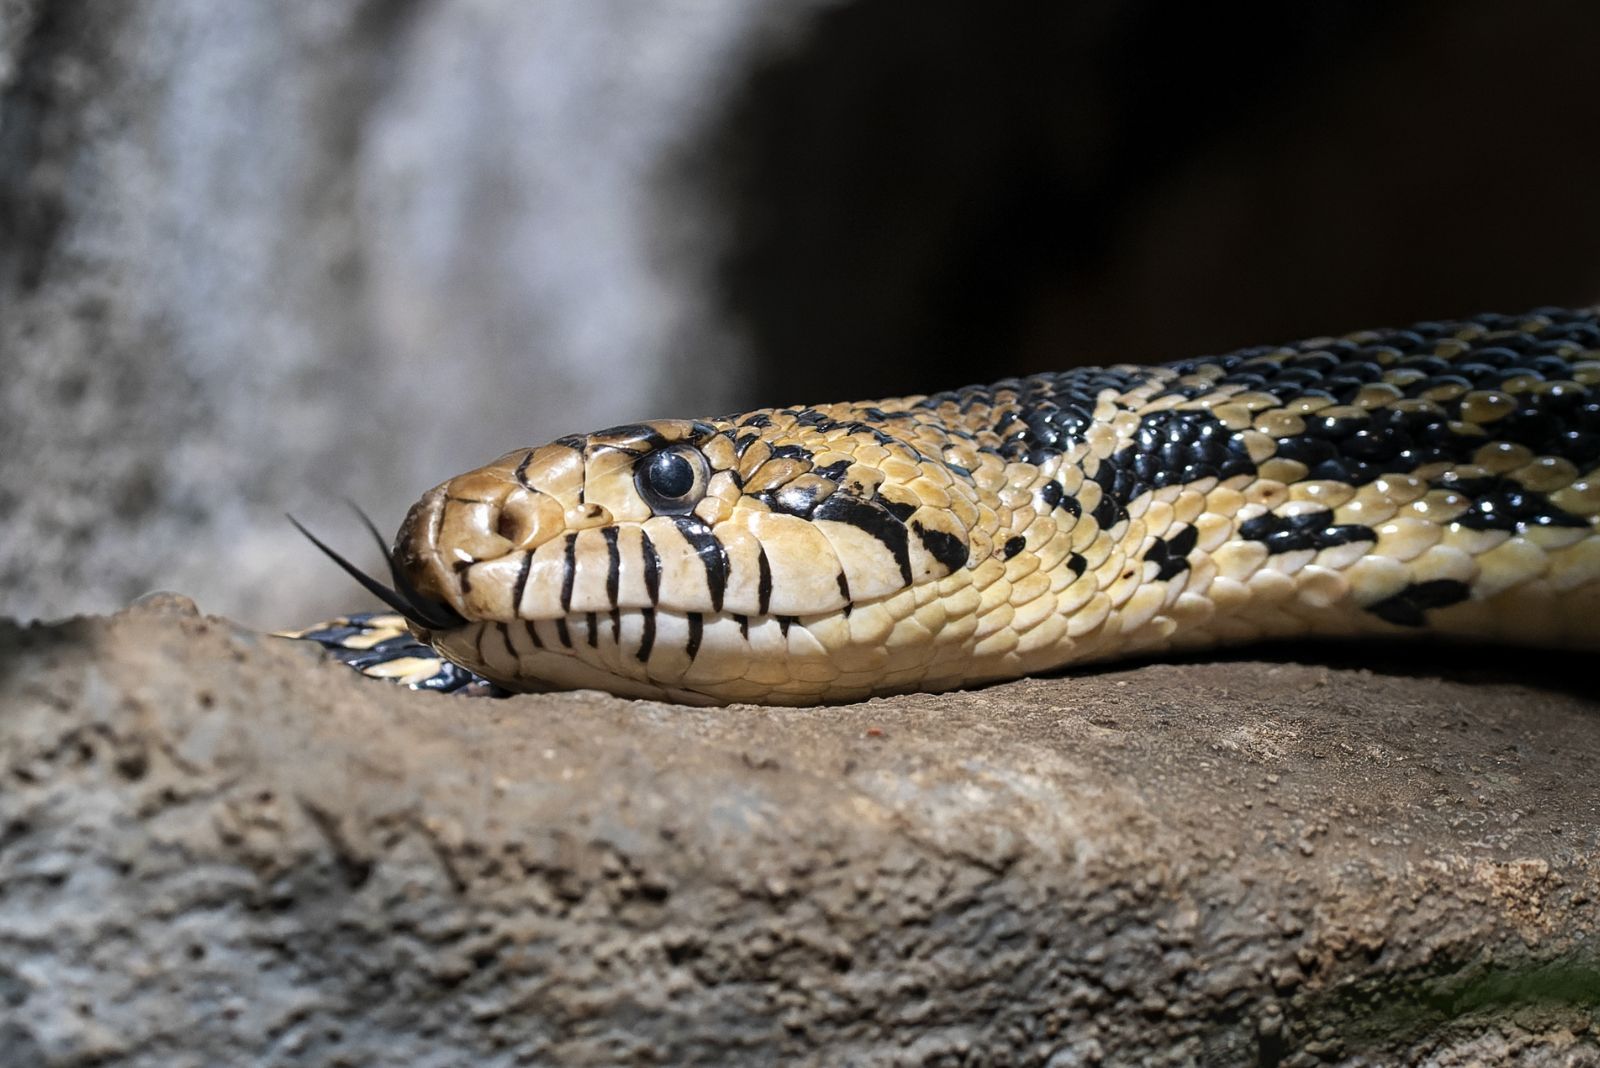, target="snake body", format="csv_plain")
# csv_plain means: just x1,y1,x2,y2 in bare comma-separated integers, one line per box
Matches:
295,307,1600,705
